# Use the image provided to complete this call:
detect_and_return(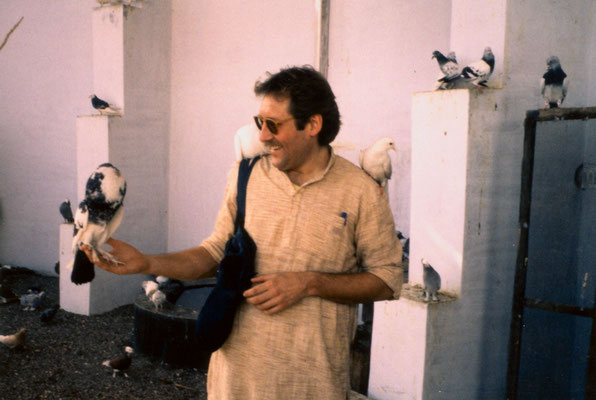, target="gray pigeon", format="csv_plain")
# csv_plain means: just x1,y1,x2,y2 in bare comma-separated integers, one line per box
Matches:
20,290,45,310
70,163,127,285
432,50,460,90
59,199,74,223
359,137,397,192
541,56,568,108
460,47,495,87
422,258,441,302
